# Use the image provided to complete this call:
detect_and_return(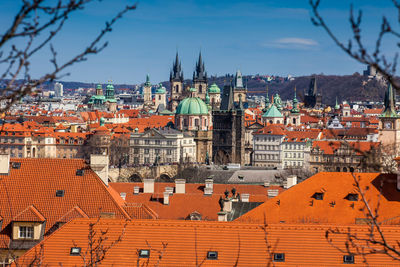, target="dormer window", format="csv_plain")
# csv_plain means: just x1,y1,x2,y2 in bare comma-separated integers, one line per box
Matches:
343,254,354,264
19,226,34,239
346,193,358,201
56,190,65,197
312,192,324,200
